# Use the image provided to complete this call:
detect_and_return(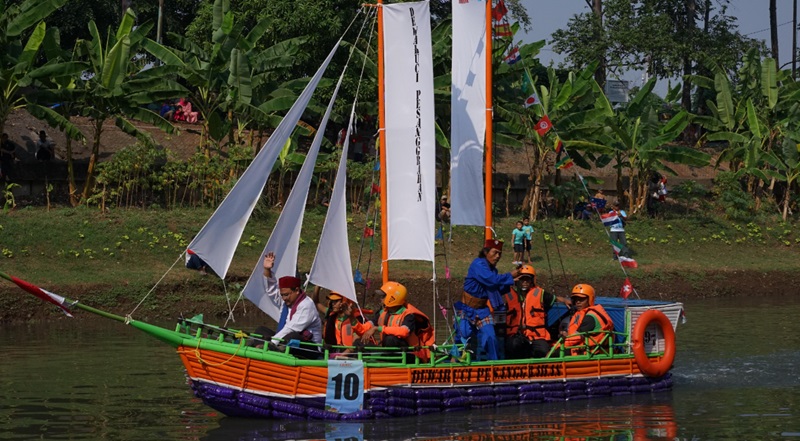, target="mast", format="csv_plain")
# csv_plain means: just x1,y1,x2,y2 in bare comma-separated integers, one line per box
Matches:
484,0,493,240
378,0,389,284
